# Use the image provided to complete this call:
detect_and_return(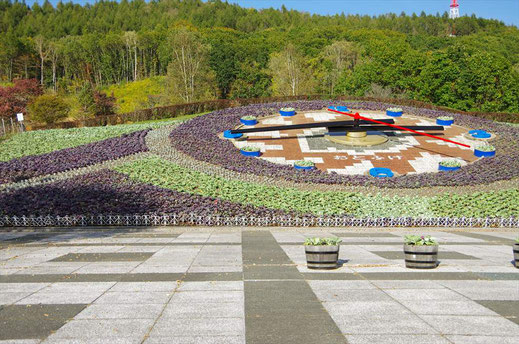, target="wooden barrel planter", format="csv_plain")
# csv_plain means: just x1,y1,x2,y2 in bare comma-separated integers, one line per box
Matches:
305,245,340,269
404,244,438,269
514,243,519,268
